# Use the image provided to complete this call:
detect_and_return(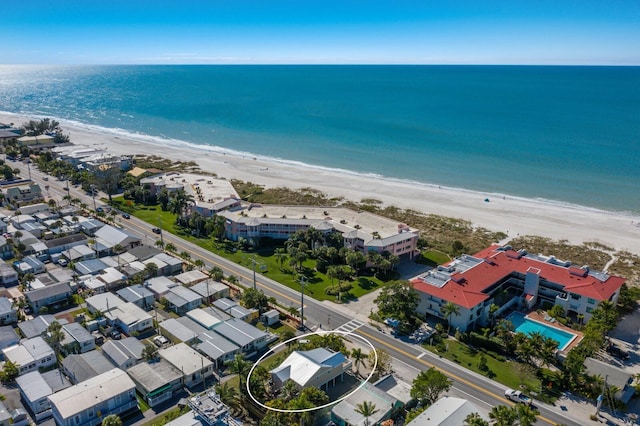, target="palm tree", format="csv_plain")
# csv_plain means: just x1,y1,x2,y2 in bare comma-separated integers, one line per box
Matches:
168,189,194,222
274,248,288,272
351,348,368,377
514,403,539,426
209,267,224,281
464,412,489,426
355,401,379,426
489,405,517,426
225,354,251,396
441,301,460,335
46,321,65,364
155,239,165,249
194,259,205,270
215,382,240,411
142,344,159,362
488,303,500,327
164,242,176,253
145,262,159,278
280,379,300,402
